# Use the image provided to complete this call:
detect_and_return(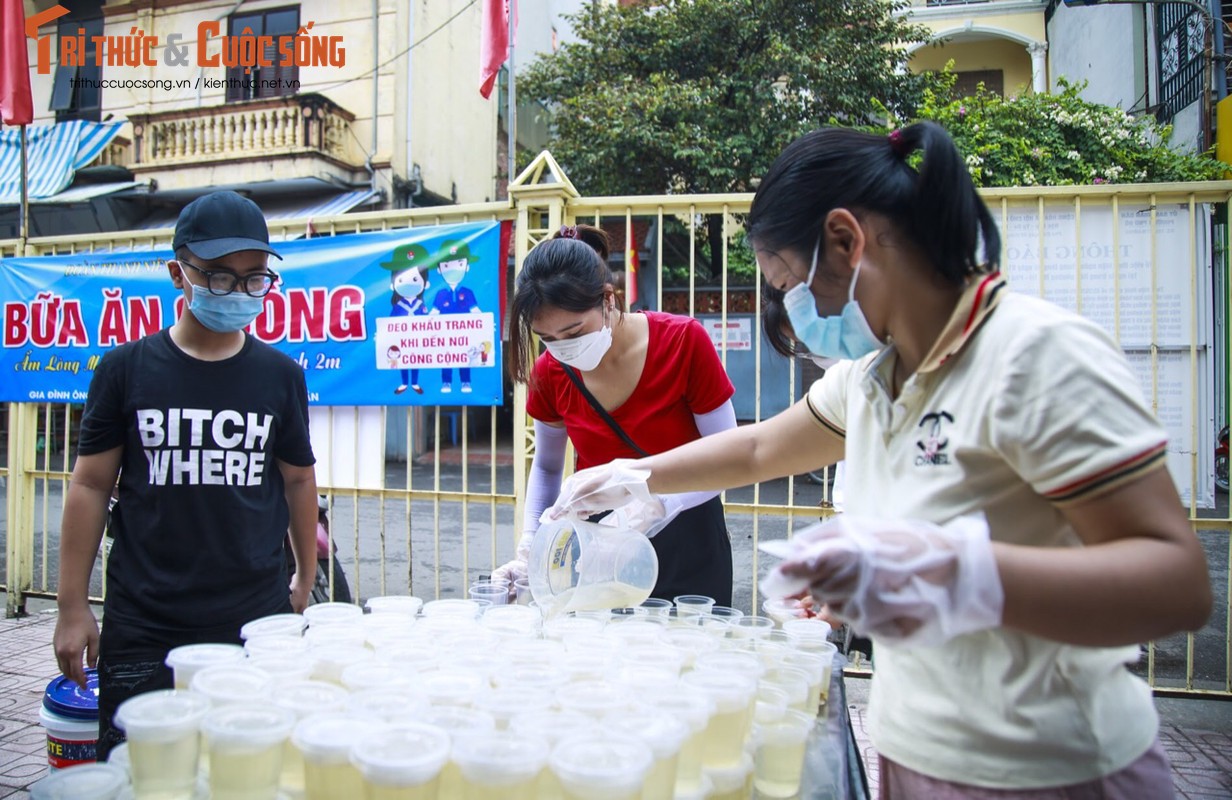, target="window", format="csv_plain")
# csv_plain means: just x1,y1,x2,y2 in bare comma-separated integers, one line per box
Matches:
50,6,103,122
953,69,1004,98
225,6,300,102
1156,2,1203,122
